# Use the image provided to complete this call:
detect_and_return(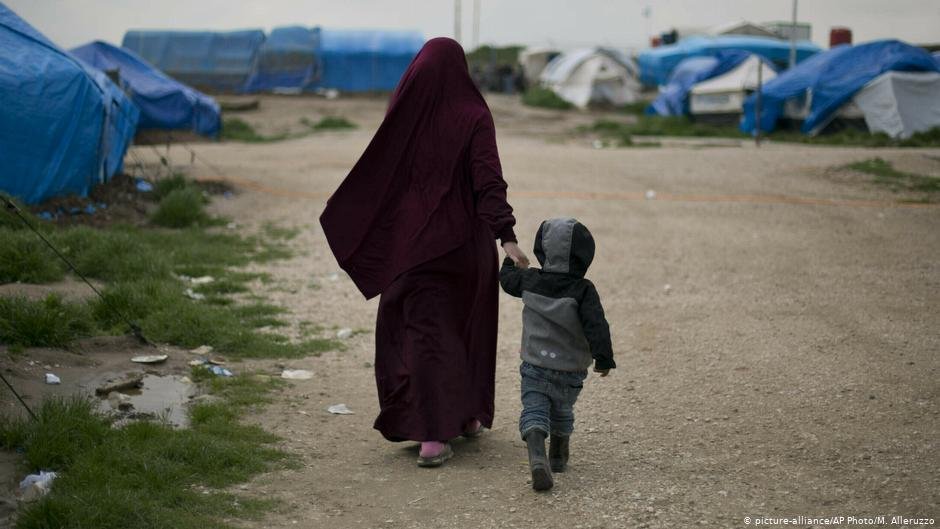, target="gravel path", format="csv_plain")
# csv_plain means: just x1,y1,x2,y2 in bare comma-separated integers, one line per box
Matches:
138,95,939,528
